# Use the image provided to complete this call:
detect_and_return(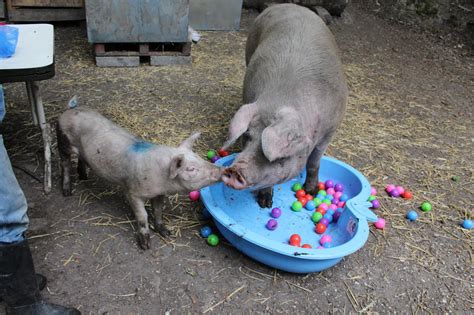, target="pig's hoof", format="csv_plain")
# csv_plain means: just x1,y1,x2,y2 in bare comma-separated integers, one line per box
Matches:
257,191,273,208
137,233,151,250
156,223,172,238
